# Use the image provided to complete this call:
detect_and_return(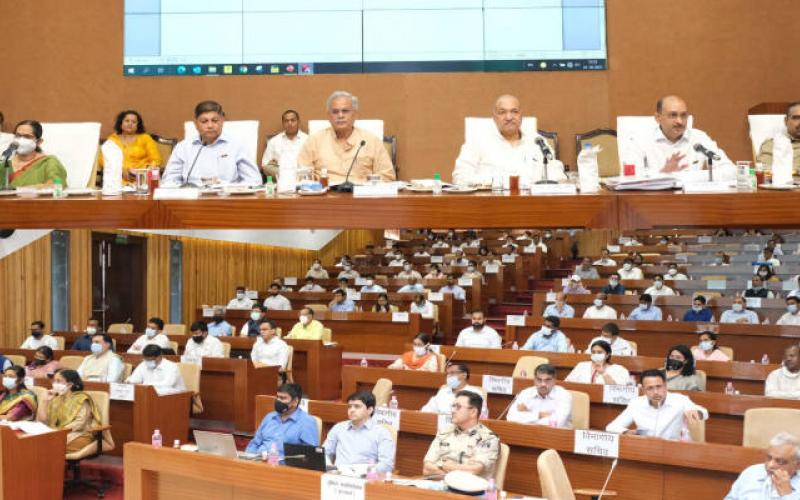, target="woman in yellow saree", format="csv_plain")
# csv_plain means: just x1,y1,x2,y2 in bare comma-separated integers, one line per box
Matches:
37,369,101,453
